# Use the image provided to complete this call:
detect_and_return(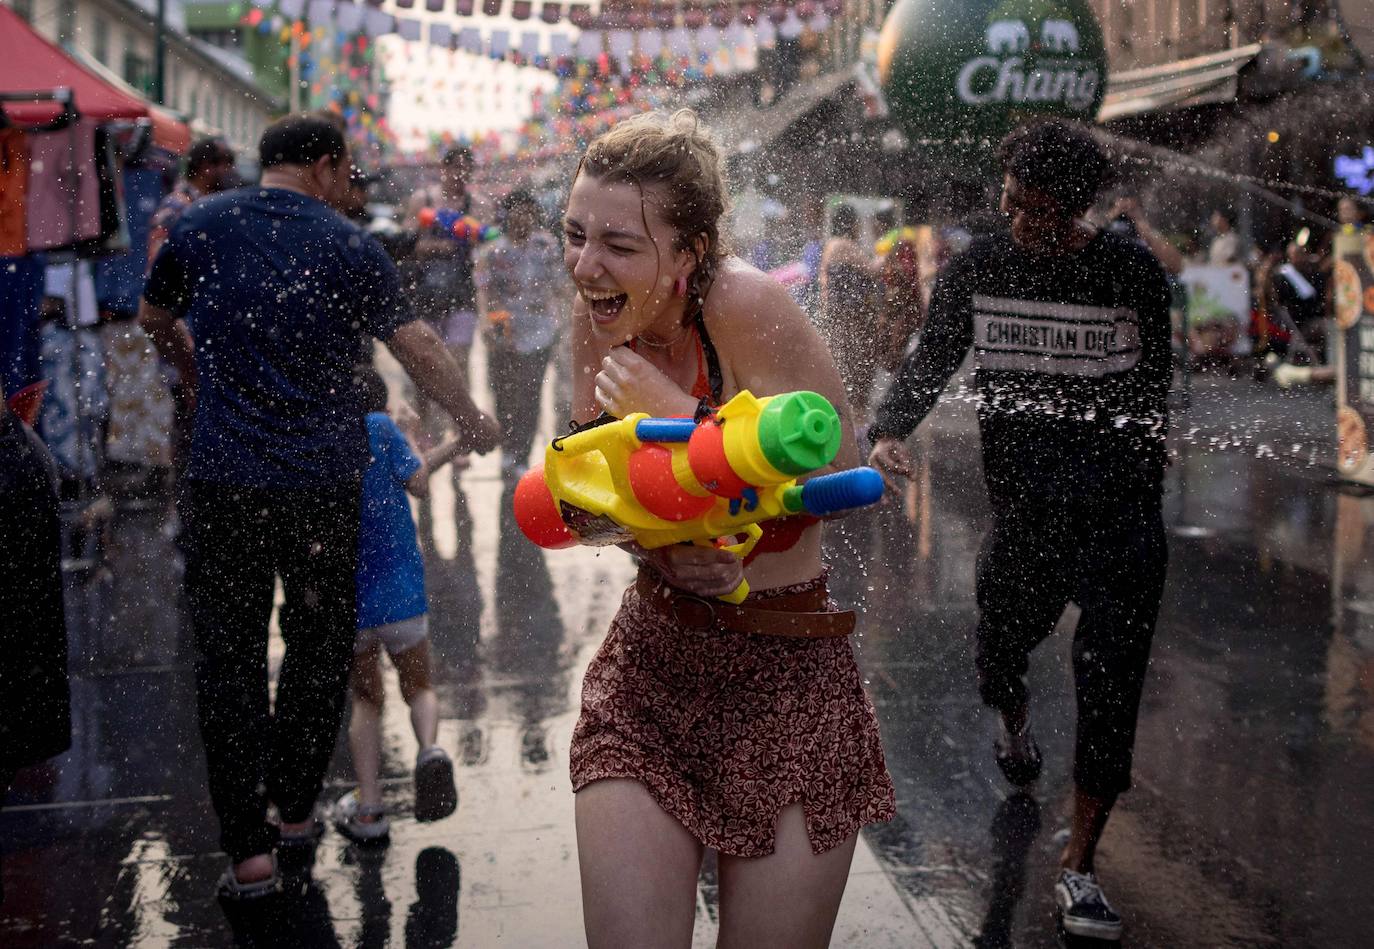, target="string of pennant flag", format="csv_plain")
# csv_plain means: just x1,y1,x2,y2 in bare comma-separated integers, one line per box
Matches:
378,0,849,27
257,0,846,28
252,0,842,64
